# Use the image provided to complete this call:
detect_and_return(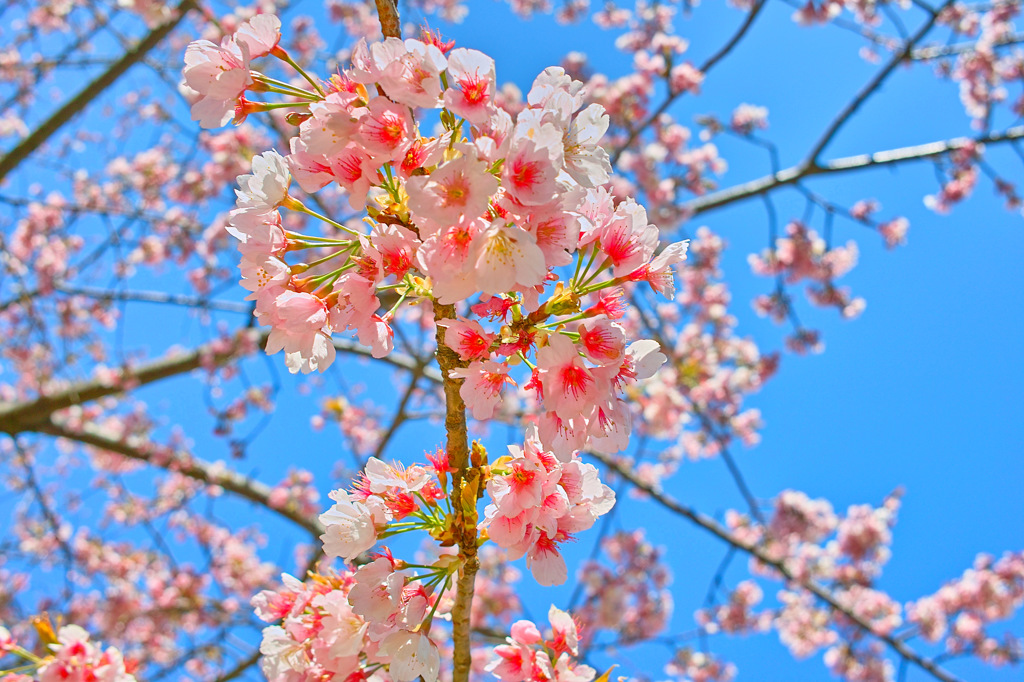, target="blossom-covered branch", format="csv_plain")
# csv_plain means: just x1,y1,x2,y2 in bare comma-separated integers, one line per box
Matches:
588,449,966,682
685,125,1024,217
